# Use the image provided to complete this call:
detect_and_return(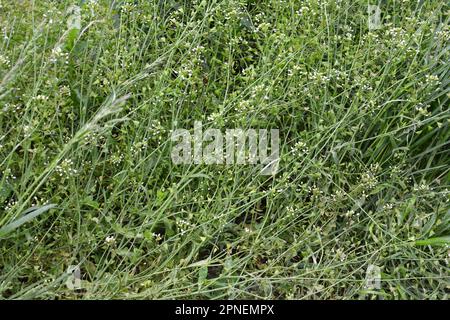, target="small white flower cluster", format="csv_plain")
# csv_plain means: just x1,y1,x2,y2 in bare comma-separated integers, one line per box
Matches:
286,205,298,218
423,74,441,87
254,22,271,33
50,46,69,64
434,26,450,42
291,140,309,157
297,6,310,16
307,70,332,85
385,26,415,51
234,99,252,113
344,209,355,218
413,183,430,192
230,35,249,46
4,199,18,211
2,168,17,181
105,235,116,245
59,85,70,96
415,104,431,117
120,2,137,14
22,124,32,138
152,233,162,242
31,195,49,207
86,0,99,10
287,64,303,77
2,103,21,113
297,183,324,199
149,120,166,143
33,95,49,102
81,131,97,146
342,25,354,41
43,8,62,25
360,83,373,92
369,163,381,173
130,140,148,156
176,218,195,235
330,189,345,202
333,248,347,262
0,54,10,67
310,184,324,198
360,164,380,190
242,65,256,78
389,164,403,178
224,5,243,21
191,45,205,55
175,63,194,80
110,152,124,165
55,158,78,177
207,111,222,123
249,84,269,101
